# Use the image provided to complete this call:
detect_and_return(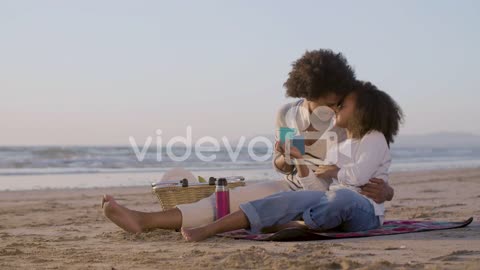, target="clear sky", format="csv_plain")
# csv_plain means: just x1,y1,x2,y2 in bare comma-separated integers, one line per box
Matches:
1,0,479,145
